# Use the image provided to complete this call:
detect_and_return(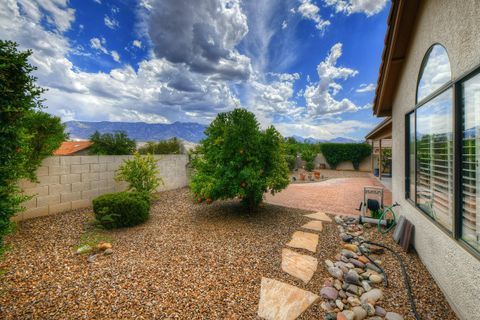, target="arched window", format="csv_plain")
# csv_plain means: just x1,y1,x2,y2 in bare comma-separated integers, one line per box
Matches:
408,44,454,232
416,44,452,103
